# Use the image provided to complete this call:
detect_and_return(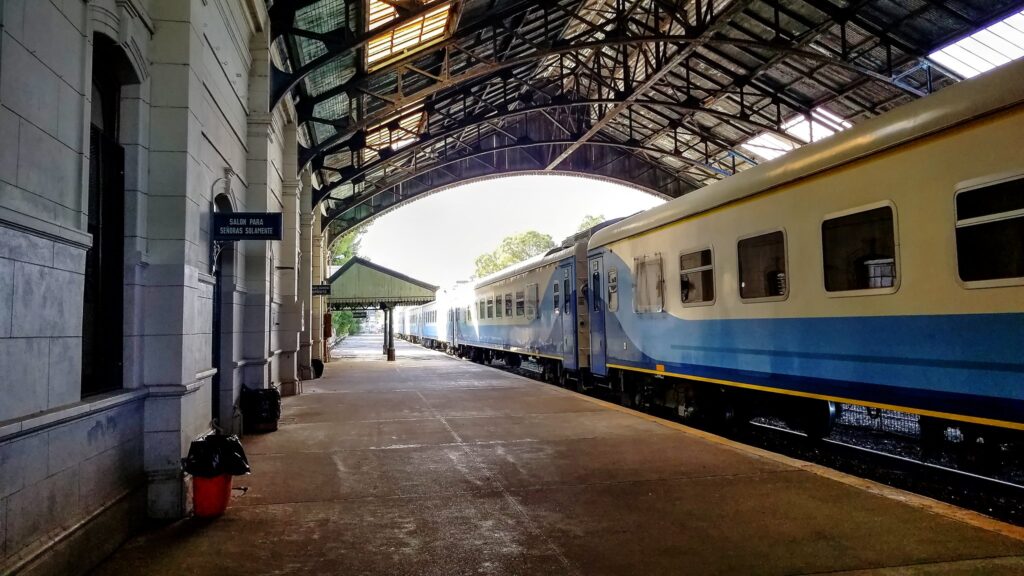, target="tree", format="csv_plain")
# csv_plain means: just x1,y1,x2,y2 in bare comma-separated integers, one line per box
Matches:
474,230,555,277
330,228,364,265
577,214,605,232
332,310,361,338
